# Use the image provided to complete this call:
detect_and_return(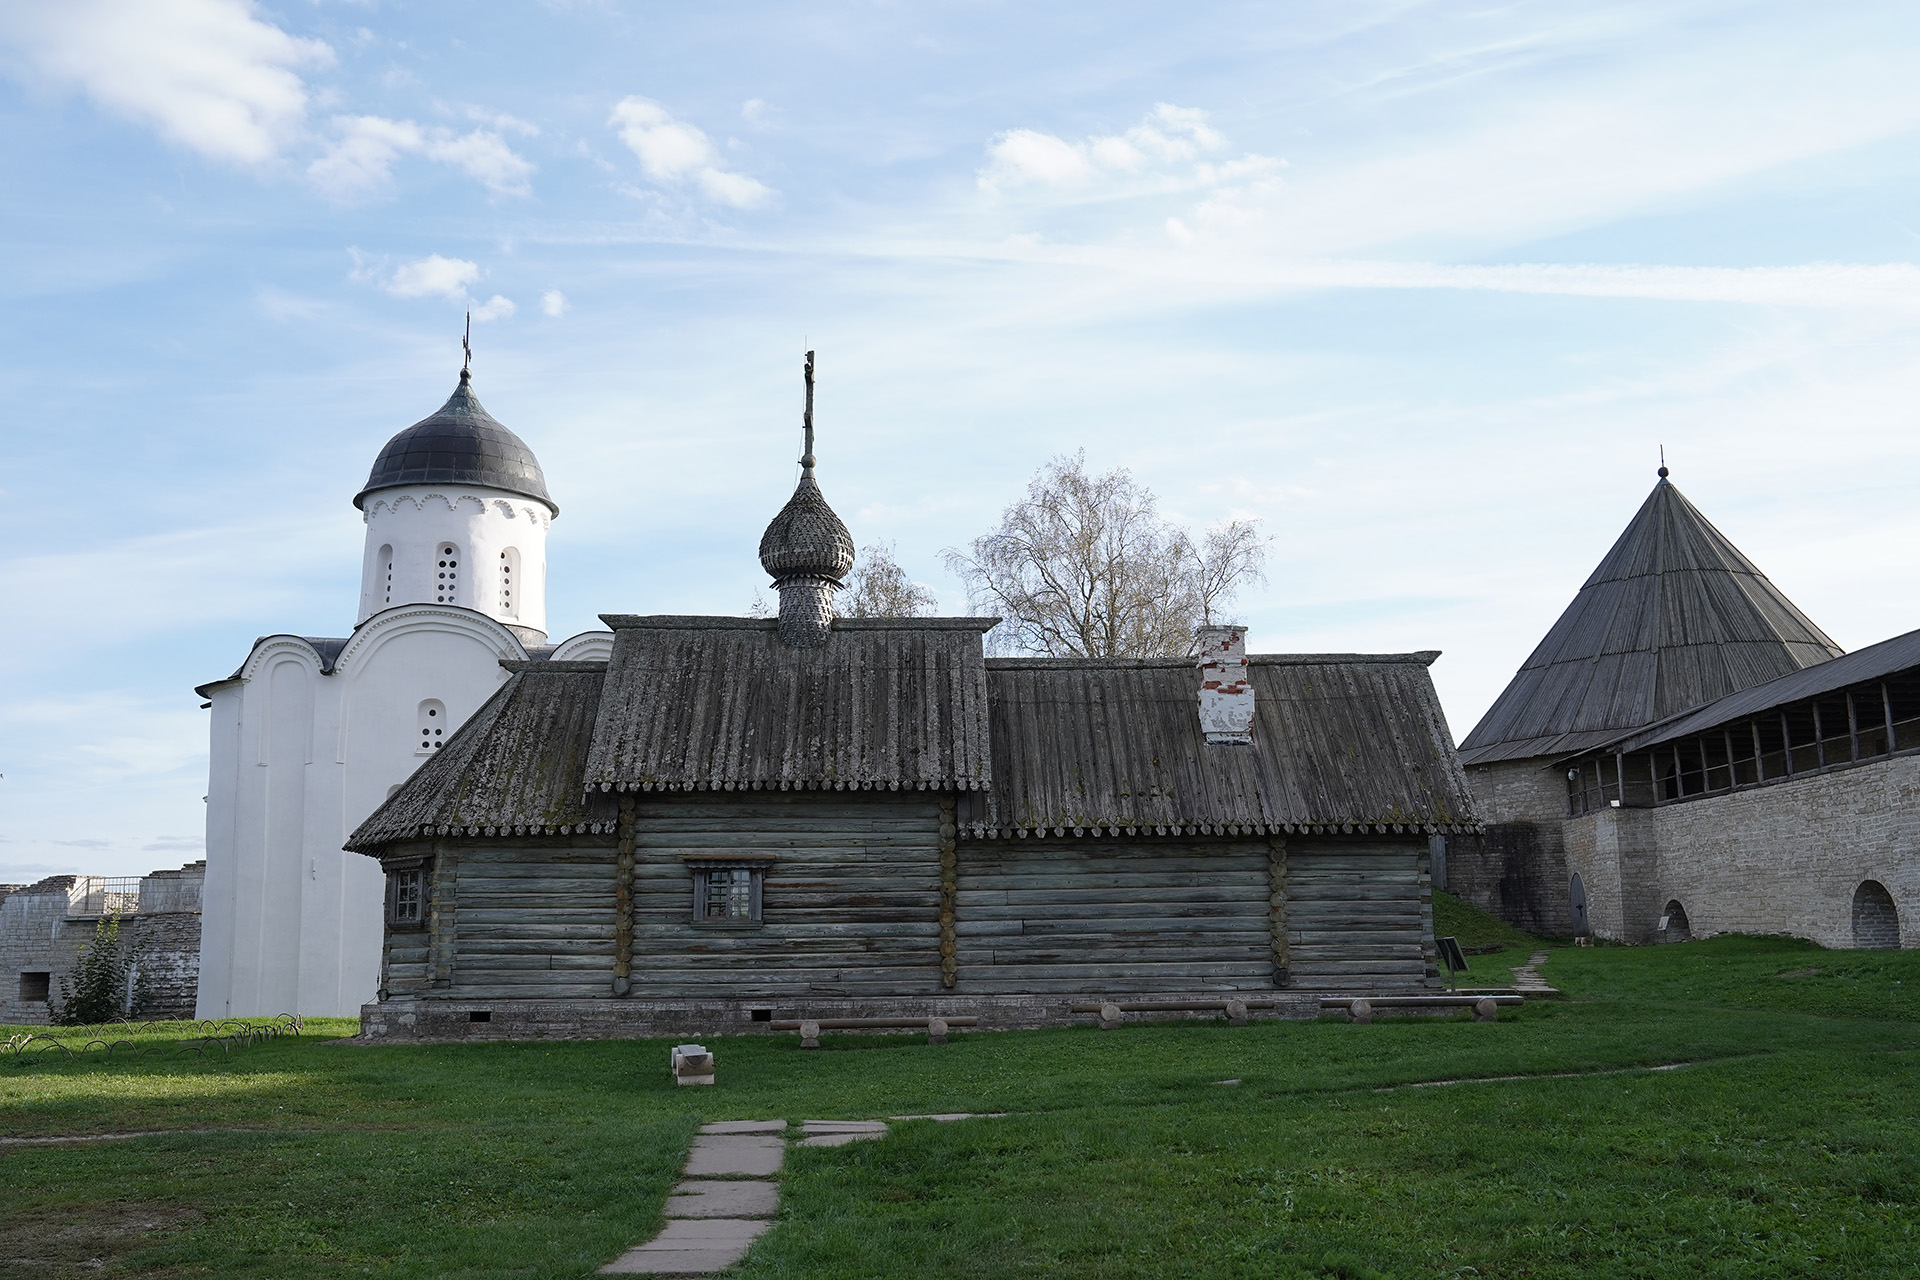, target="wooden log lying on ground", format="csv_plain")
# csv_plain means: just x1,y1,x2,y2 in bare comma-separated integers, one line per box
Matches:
771,1015,978,1049
1318,994,1524,1007
1068,999,1278,1013
1321,993,1525,1023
